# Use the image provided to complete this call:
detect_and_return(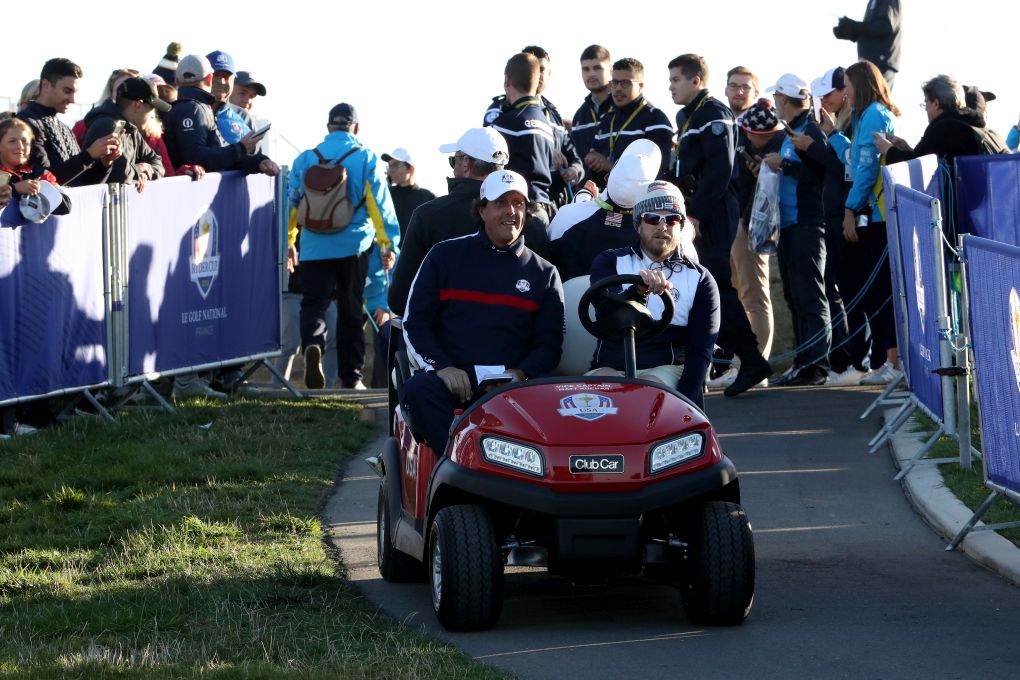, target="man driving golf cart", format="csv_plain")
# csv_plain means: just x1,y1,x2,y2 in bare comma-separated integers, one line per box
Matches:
587,181,720,408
